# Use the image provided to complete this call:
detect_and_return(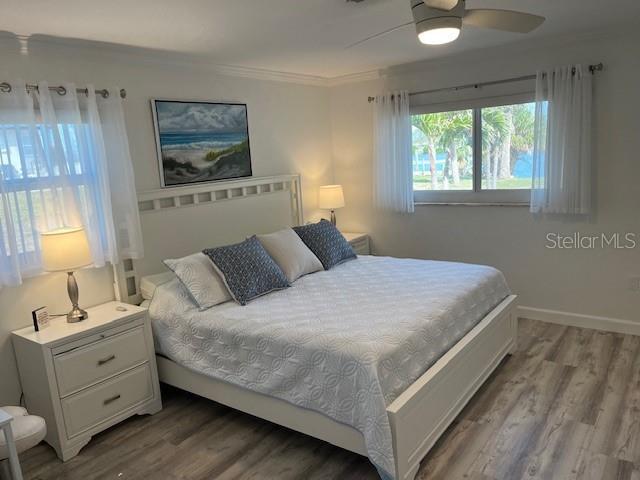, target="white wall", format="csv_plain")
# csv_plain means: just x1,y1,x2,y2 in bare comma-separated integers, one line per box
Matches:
0,39,333,404
330,30,640,325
